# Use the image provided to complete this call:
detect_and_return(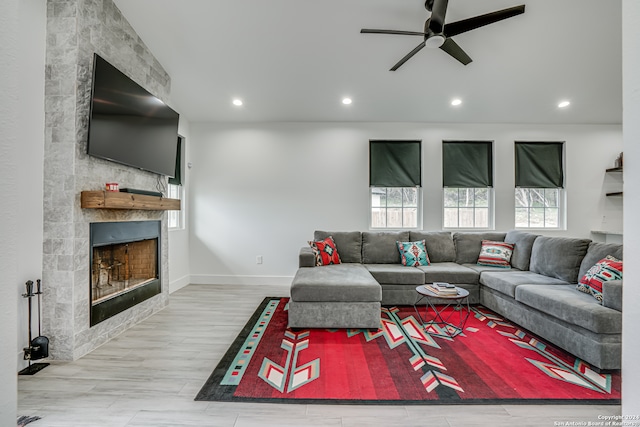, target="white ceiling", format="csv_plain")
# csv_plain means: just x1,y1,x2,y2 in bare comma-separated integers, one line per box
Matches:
112,0,622,124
